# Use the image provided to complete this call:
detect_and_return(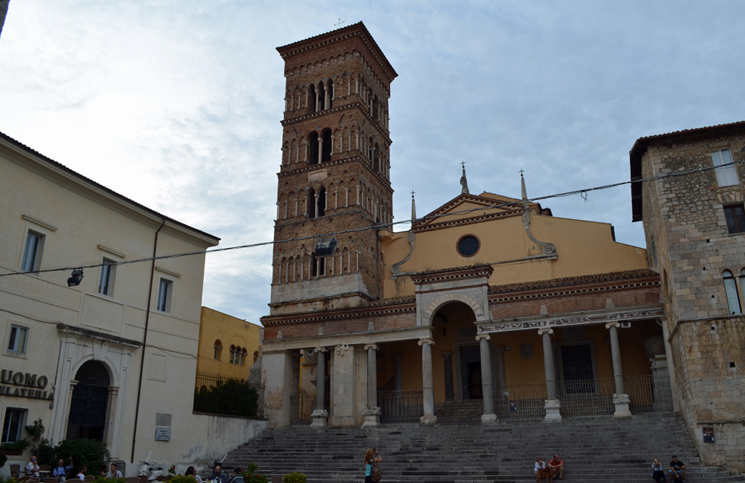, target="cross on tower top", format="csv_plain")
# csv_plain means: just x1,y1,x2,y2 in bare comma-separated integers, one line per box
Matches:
519,169,525,176
335,18,346,28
